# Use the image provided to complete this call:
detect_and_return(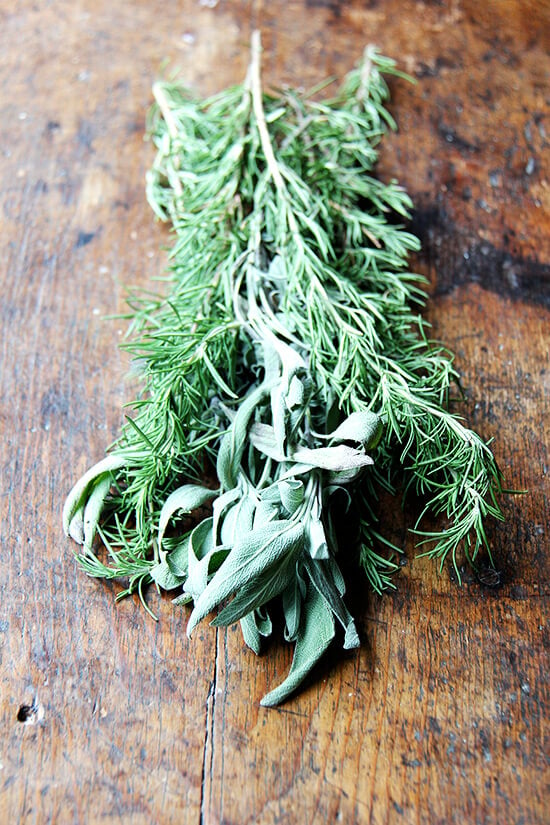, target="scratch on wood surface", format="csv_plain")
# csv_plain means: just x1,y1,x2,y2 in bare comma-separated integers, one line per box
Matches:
200,629,218,825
